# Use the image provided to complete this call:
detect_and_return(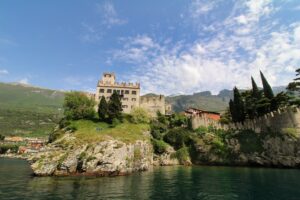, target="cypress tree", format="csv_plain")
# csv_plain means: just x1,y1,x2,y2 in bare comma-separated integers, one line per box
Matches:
229,99,236,122
98,96,108,121
260,71,274,99
251,77,260,99
233,87,245,122
107,91,123,122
